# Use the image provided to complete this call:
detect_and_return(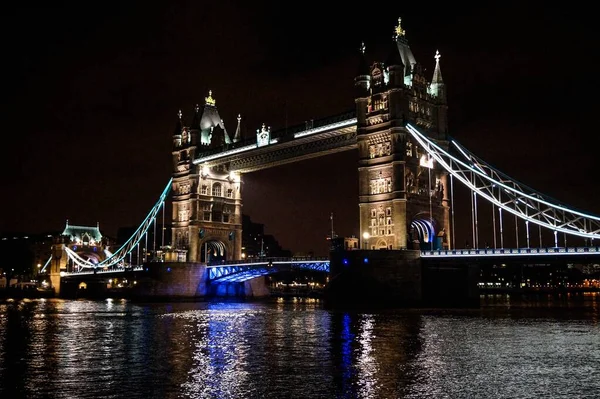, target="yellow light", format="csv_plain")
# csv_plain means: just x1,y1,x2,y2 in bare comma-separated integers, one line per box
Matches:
363,232,370,240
